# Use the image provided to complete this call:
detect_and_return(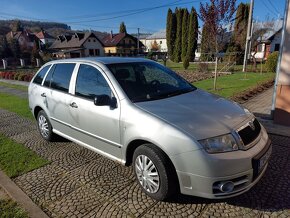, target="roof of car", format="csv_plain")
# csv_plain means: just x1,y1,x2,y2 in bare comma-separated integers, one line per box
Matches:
47,57,152,65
